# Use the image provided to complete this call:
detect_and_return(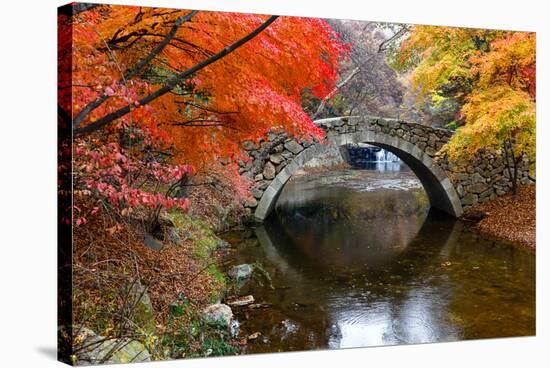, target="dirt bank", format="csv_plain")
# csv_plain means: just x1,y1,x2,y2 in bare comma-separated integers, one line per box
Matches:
463,184,535,249
71,175,248,360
